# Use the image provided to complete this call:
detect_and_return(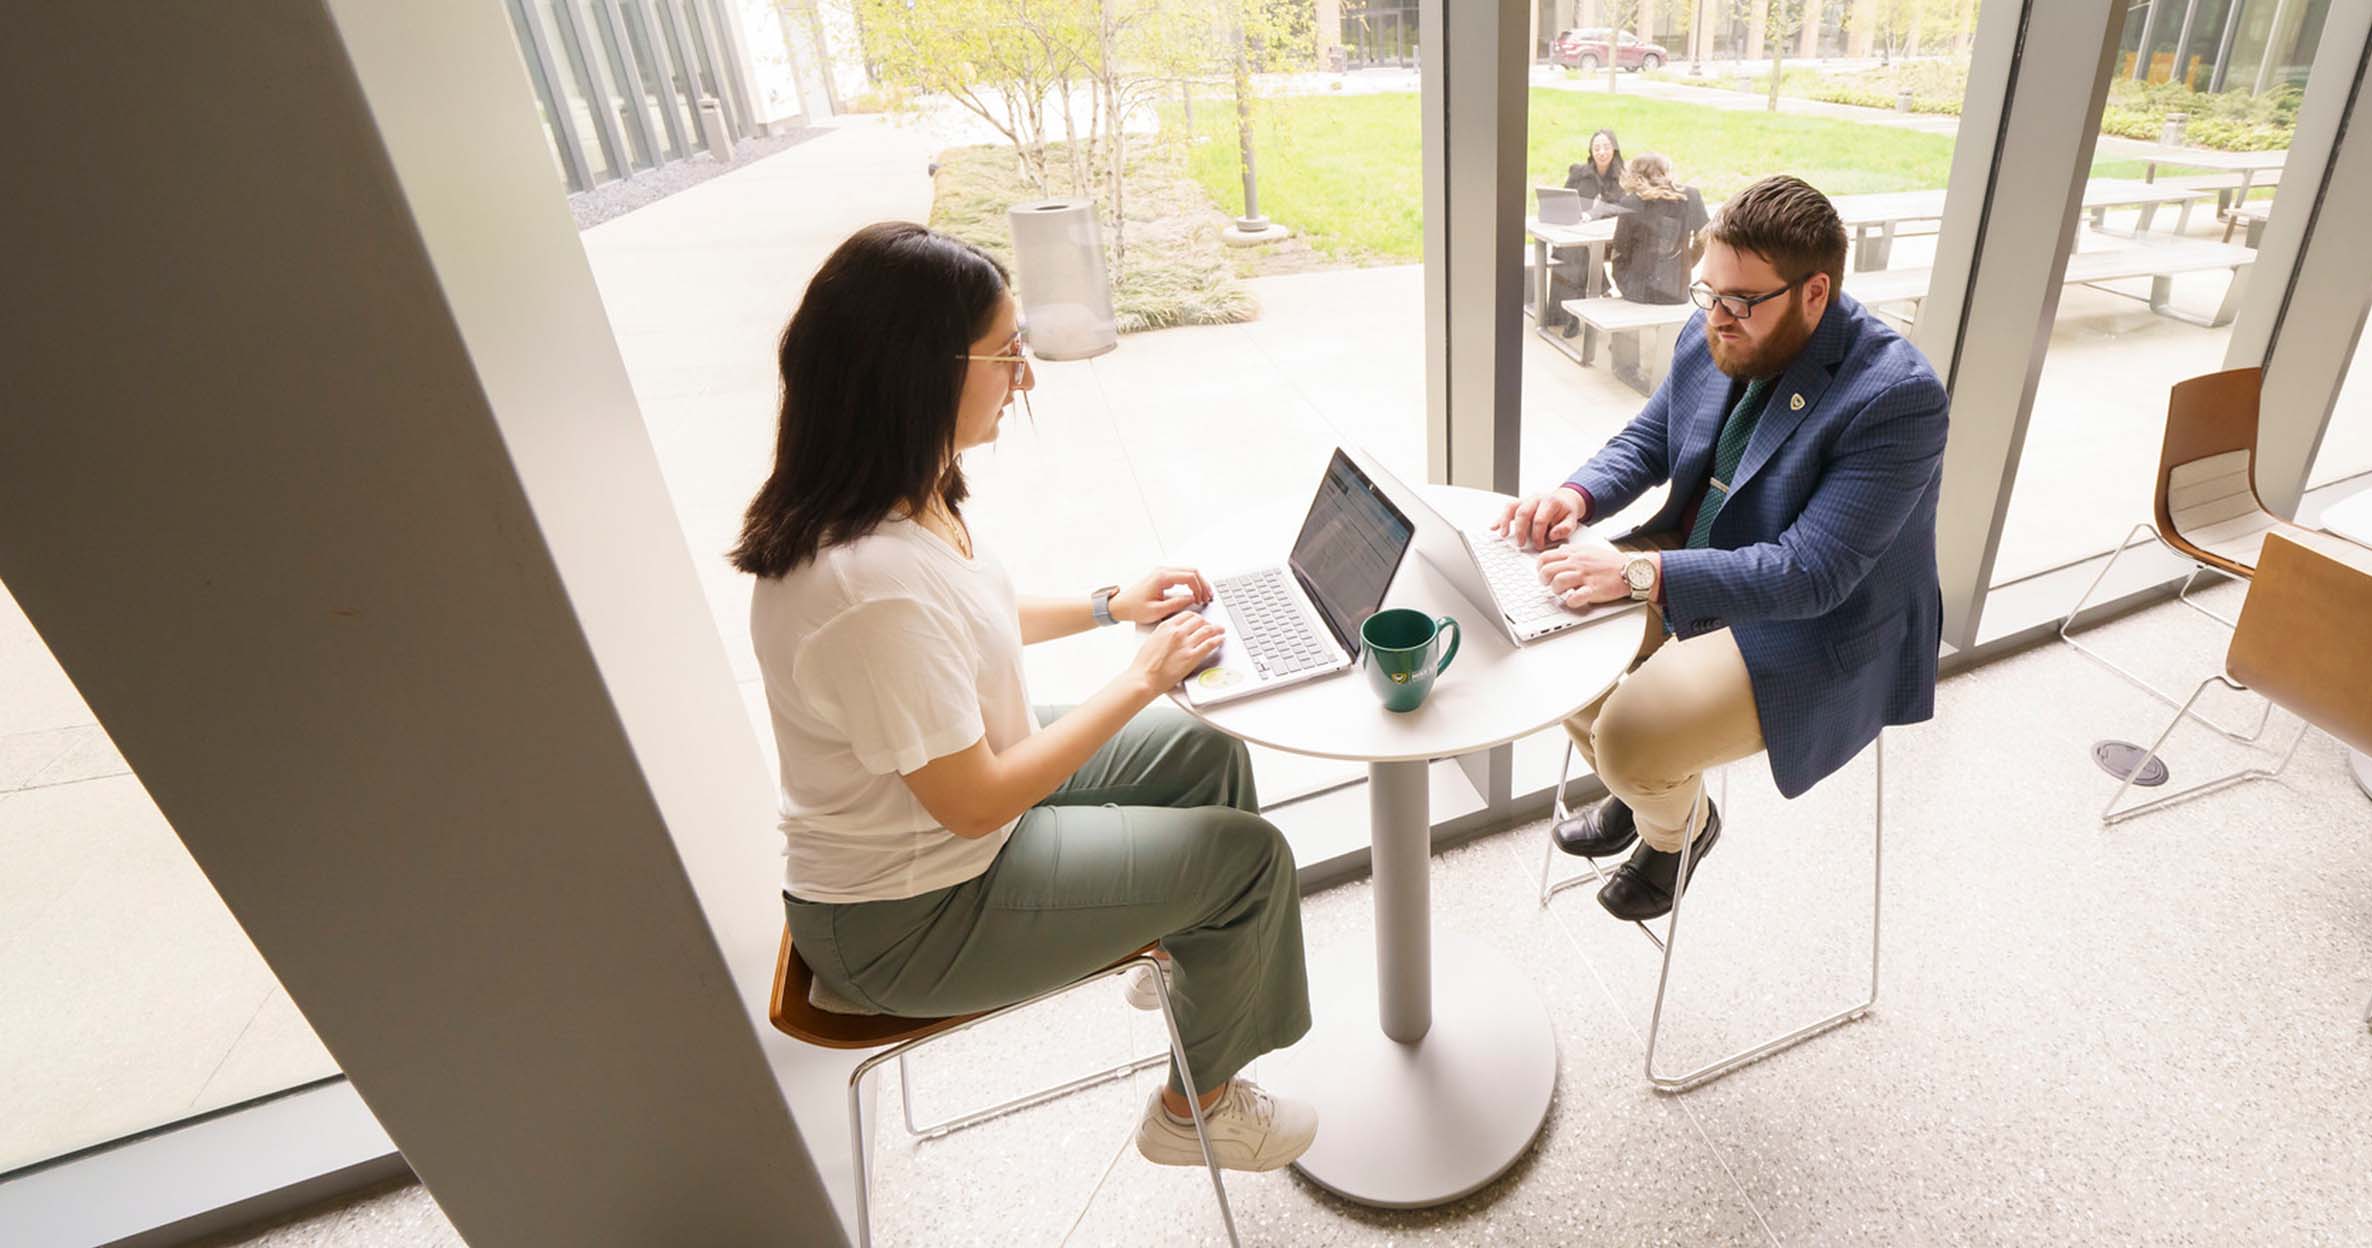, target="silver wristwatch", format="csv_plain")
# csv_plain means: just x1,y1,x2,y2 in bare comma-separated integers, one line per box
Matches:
1090,584,1121,626
1622,554,1658,602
